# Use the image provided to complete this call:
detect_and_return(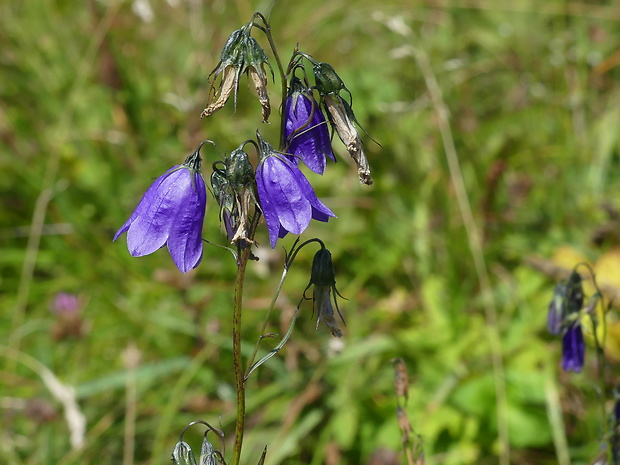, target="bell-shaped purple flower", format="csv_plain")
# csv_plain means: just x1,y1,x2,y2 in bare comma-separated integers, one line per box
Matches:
255,141,336,248
562,323,585,372
284,78,335,174
114,147,207,273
